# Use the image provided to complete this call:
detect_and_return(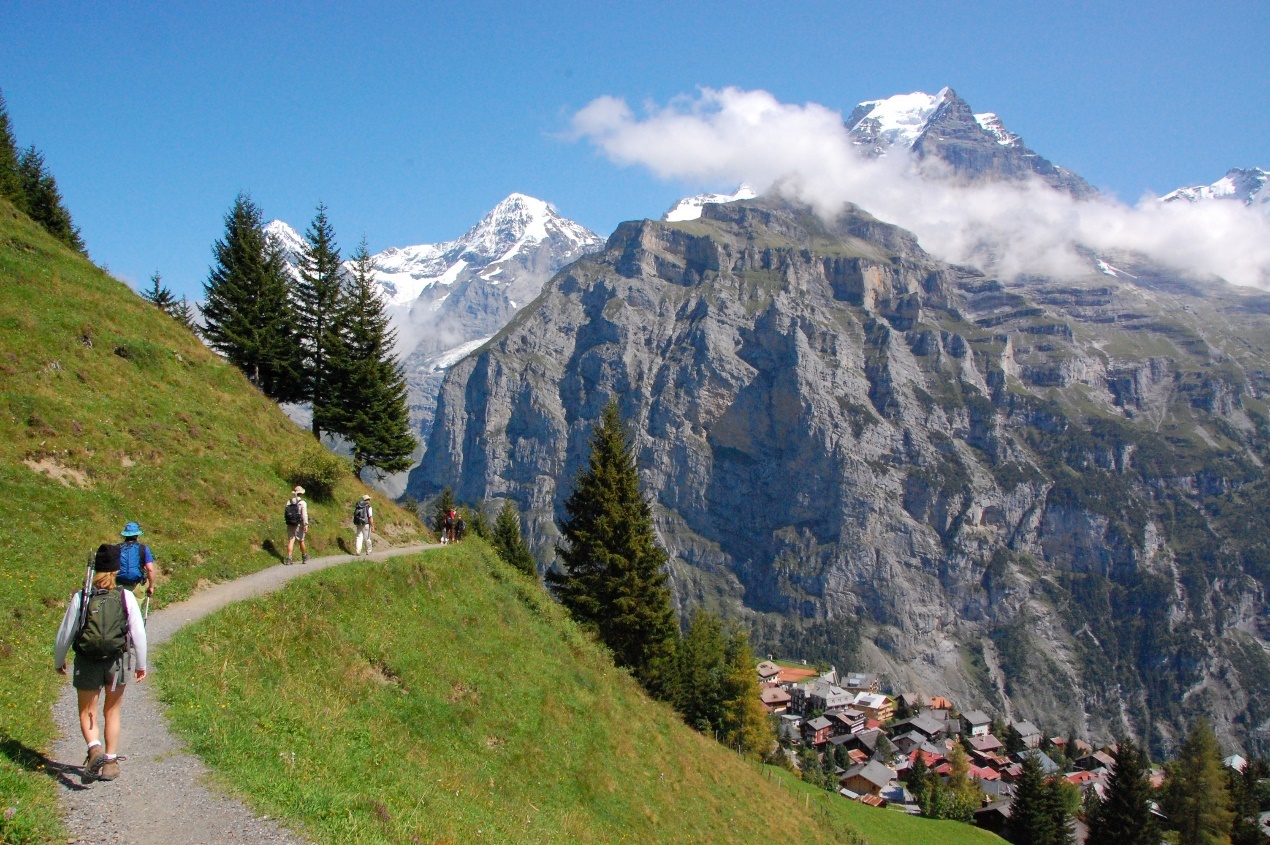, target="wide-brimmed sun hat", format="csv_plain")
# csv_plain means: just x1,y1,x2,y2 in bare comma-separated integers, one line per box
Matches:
361,494,371,500
293,486,305,495
120,522,143,537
